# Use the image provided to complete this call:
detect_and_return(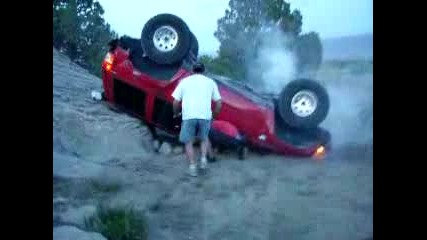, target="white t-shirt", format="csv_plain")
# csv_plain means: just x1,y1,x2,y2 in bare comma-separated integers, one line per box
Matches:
171,74,221,120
